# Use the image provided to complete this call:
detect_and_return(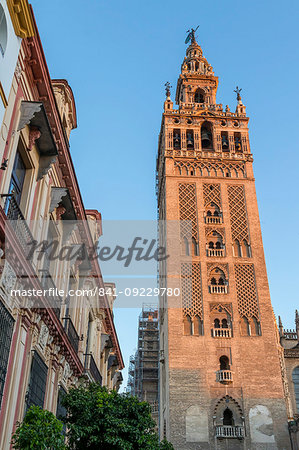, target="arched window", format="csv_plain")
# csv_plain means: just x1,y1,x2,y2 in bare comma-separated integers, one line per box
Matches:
206,210,212,216
192,238,198,256
223,408,234,426
208,241,214,249
0,5,8,57
221,132,229,151
240,316,250,336
243,239,251,257
186,130,194,149
173,129,181,149
193,316,202,335
214,318,220,328
218,277,224,286
250,317,260,336
219,355,230,370
201,122,213,149
182,237,189,256
194,88,205,103
211,277,217,285
292,367,299,412
215,241,221,249
234,132,242,152
222,318,228,329
183,315,192,335
234,239,242,257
